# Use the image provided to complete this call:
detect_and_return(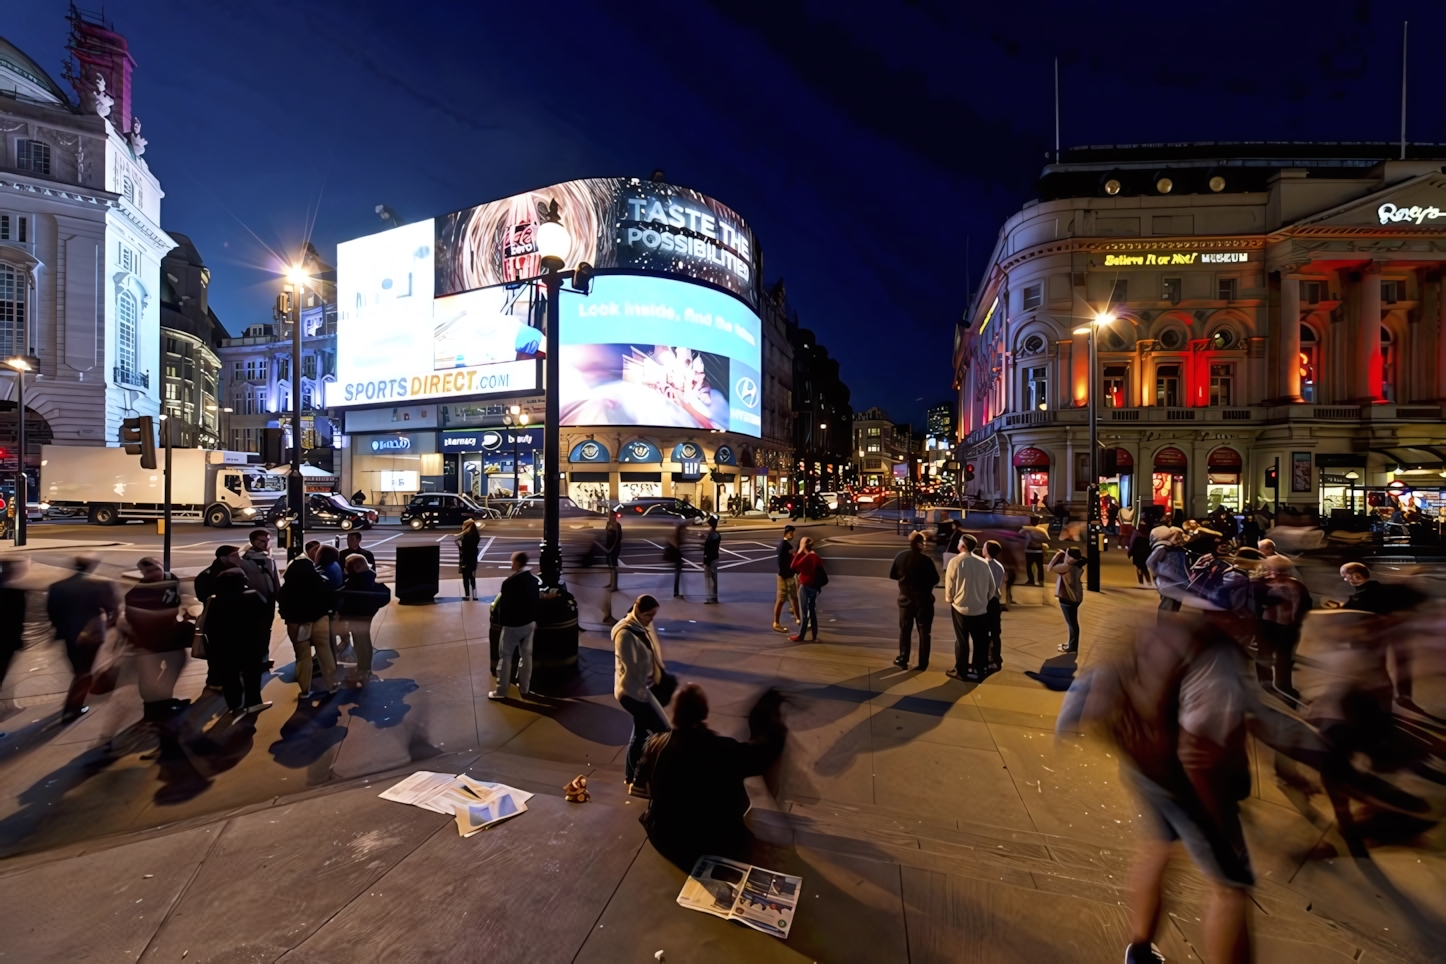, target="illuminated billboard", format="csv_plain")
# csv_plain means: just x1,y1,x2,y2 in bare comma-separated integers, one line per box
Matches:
558,275,762,437
334,219,540,406
434,177,757,309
